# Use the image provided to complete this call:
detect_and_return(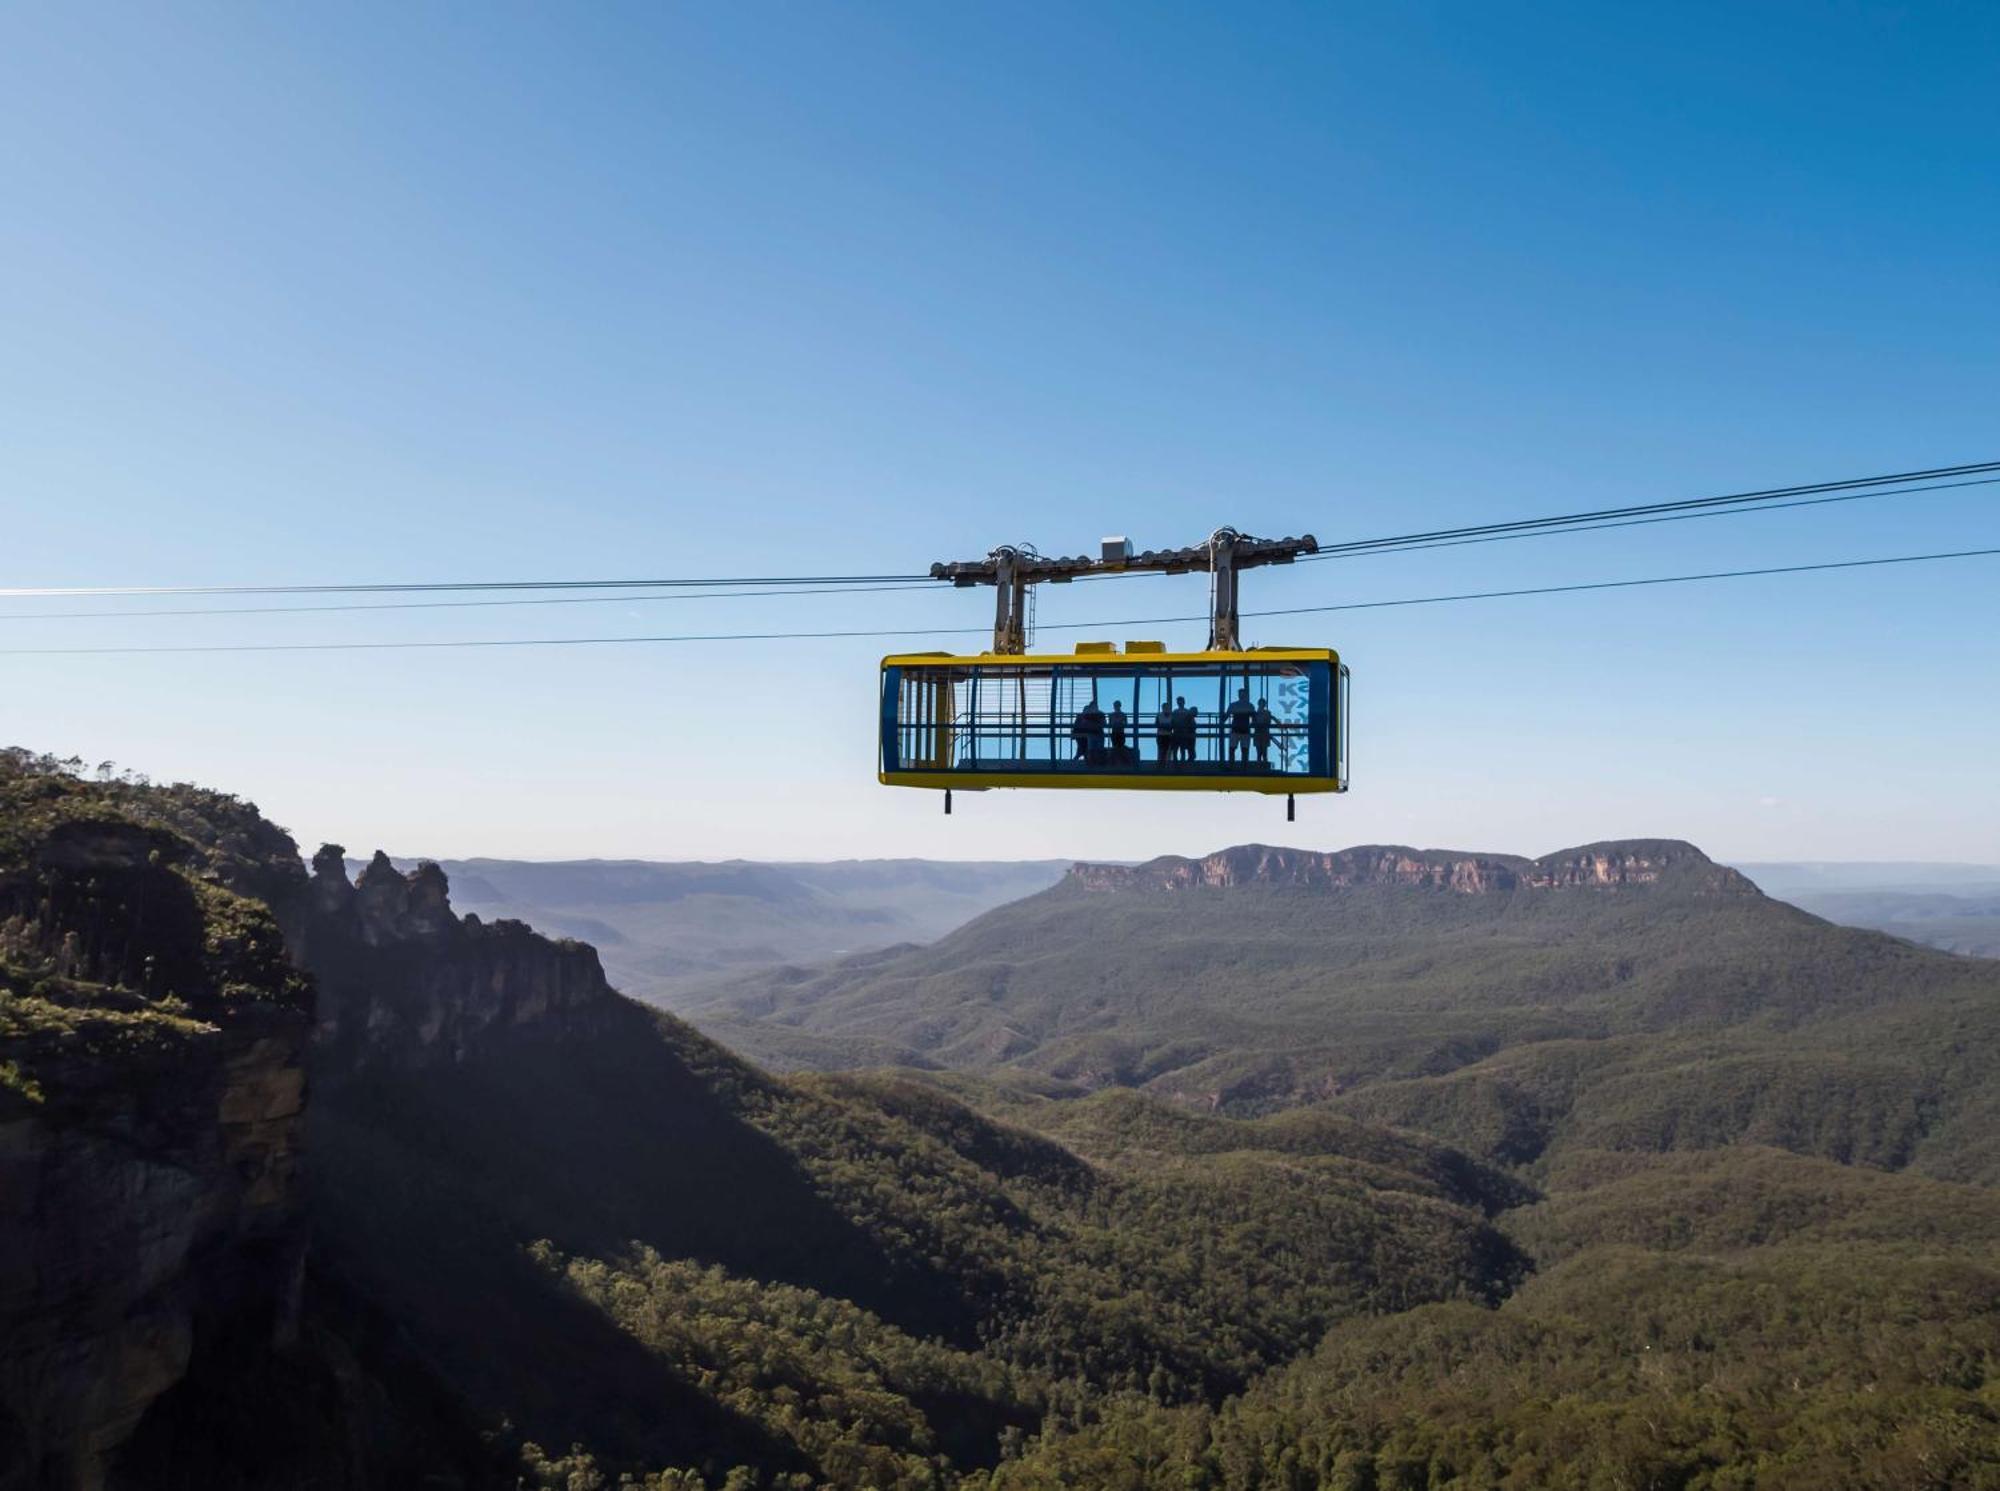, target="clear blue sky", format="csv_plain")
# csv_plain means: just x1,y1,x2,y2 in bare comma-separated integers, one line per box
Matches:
2,3,1995,864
